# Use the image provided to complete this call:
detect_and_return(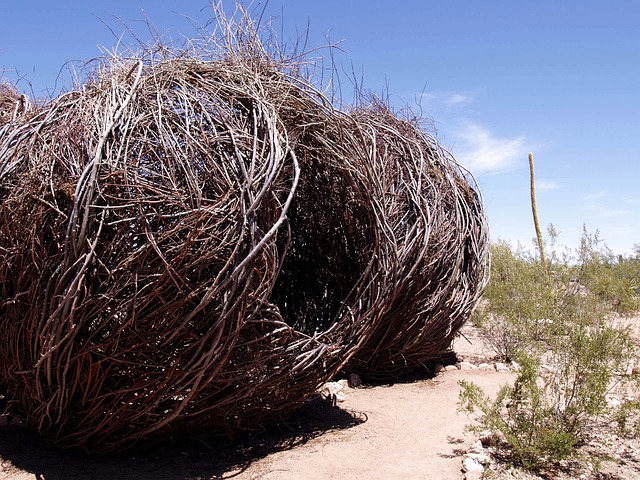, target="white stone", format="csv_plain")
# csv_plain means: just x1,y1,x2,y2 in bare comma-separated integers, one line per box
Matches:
477,363,494,371
495,362,510,372
320,381,343,397
539,364,555,374
462,456,485,473
606,395,622,408
335,392,347,403
458,361,478,370
444,365,459,372
466,453,491,465
468,440,484,454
